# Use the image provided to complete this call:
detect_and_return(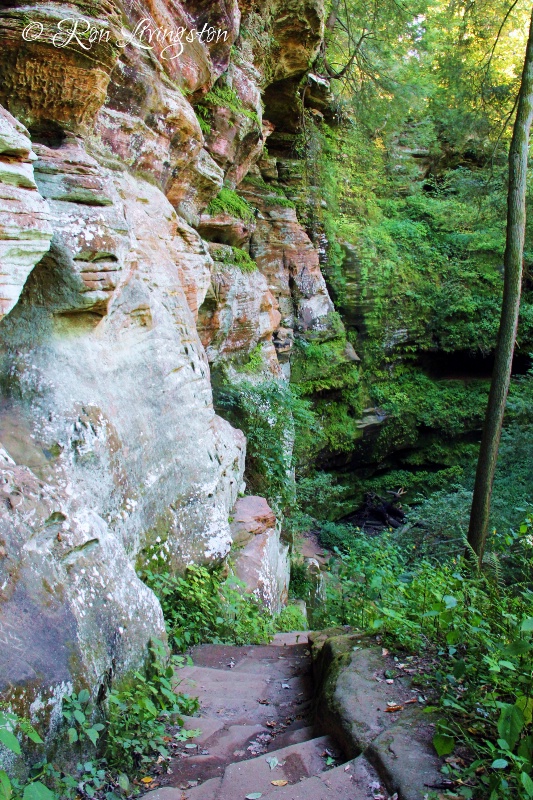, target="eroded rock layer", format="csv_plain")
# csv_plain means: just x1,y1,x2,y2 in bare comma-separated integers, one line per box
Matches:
0,0,331,743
